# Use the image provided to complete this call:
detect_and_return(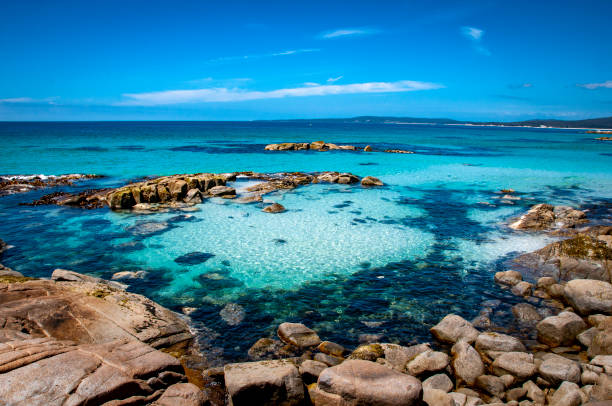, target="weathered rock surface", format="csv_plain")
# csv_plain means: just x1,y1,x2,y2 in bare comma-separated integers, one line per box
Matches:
536,311,587,347
264,141,358,152
423,373,454,392
564,279,612,315
277,322,321,348
0,274,192,349
406,350,450,376
475,332,526,353
430,314,479,344
0,174,101,197
452,340,484,385
537,353,581,385
548,381,583,406
314,359,422,406
491,351,536,379
224,359,304,406
299,360,327,384
0,337,185,406
494,270,523,286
